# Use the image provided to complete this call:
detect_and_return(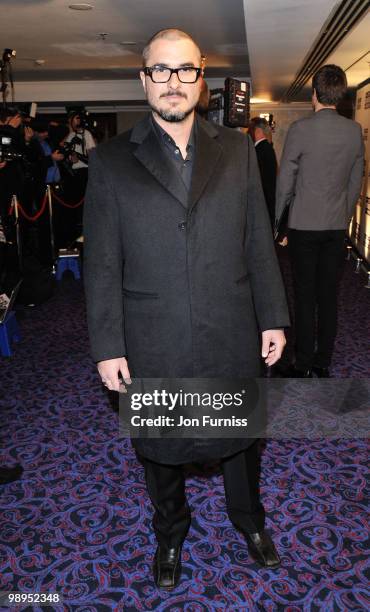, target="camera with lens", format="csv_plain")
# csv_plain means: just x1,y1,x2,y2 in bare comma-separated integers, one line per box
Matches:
0,131,24,162
61,135,81,155
67,134,83,149
77,113,90,130
59,136,88,167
